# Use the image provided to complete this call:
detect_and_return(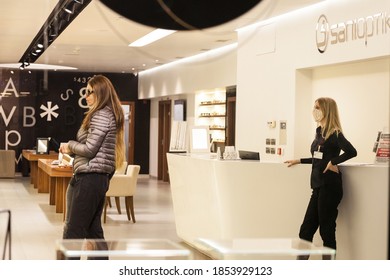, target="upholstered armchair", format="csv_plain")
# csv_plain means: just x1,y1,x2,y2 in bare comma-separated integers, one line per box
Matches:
103,165,140,223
